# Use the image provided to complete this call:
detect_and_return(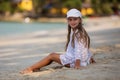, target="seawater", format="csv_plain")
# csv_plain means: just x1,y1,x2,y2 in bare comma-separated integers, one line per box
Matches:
0,22,66,37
